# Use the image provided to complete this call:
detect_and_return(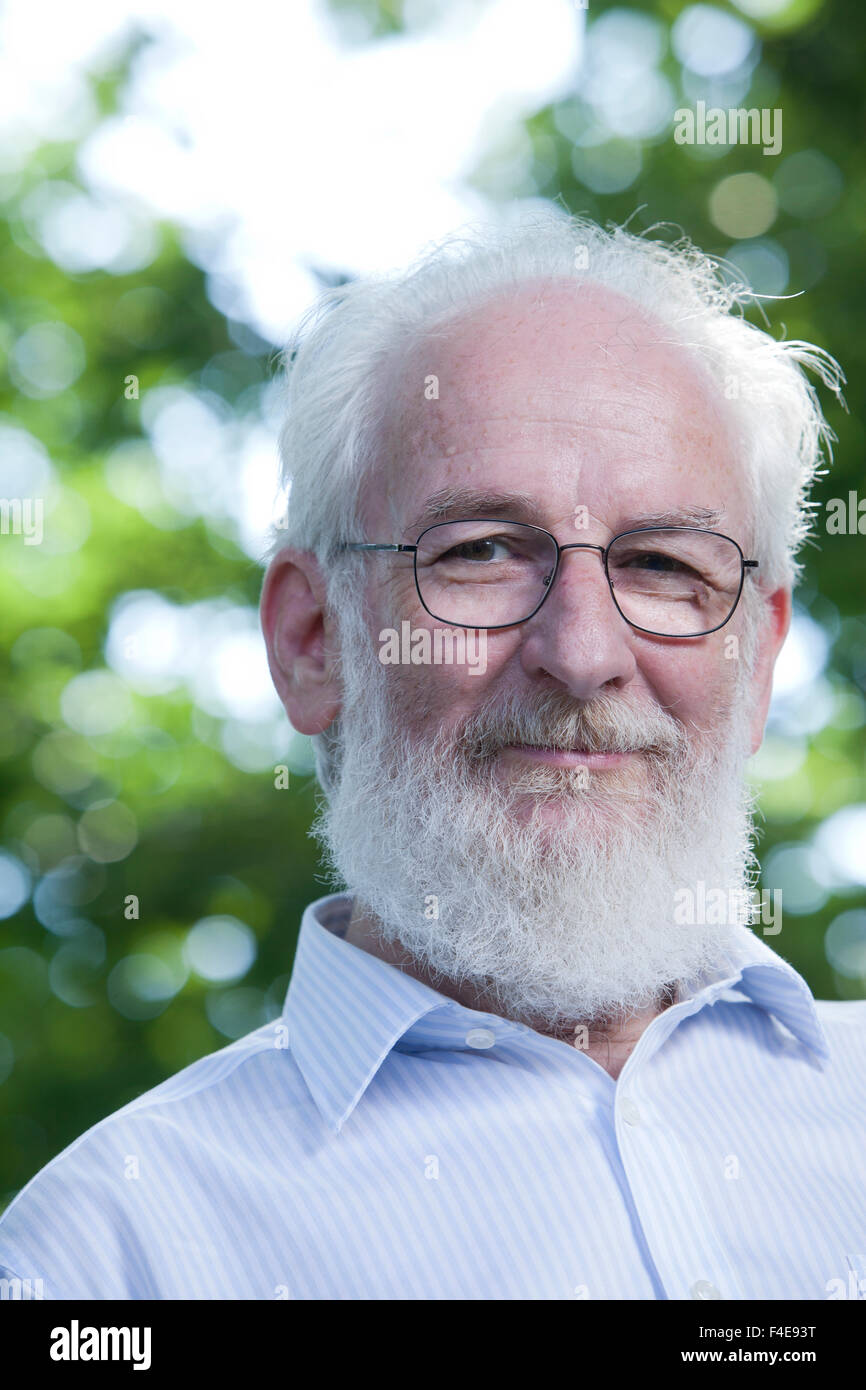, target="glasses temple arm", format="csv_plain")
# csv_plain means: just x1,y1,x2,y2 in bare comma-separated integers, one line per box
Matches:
339,543,417,553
